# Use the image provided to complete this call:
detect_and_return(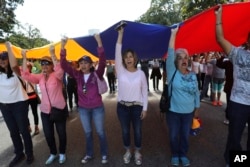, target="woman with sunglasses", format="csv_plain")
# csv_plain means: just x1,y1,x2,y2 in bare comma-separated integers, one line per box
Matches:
21,45,68,165
60,34,108,164
0,43,34,167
